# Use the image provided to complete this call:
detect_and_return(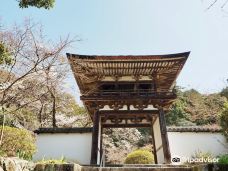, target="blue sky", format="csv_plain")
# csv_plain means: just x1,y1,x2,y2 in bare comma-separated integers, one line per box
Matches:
1,0,228,102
